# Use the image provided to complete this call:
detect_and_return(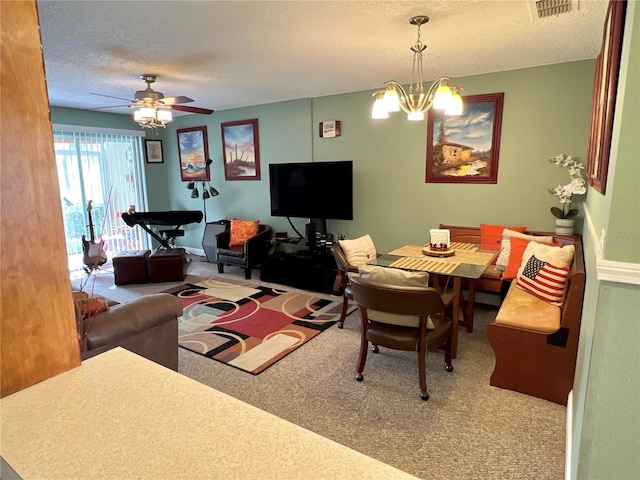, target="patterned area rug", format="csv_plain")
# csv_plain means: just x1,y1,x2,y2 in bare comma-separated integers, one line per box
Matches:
162,277,355,374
